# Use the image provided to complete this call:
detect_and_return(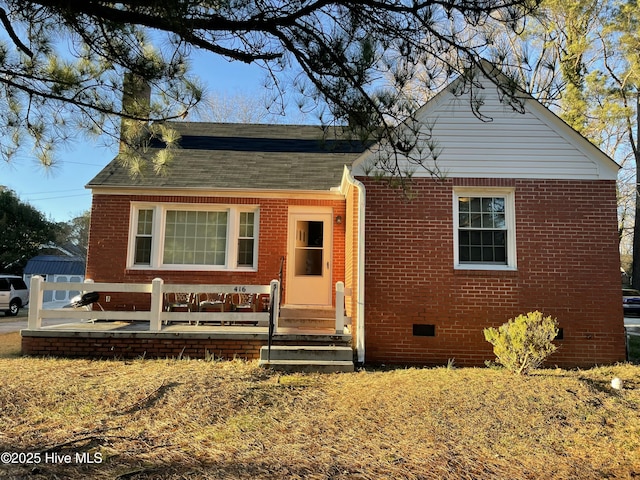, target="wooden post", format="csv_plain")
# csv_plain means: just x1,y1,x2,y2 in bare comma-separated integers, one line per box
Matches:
27,275,44,329
335,281,345,334
84,278,95,313
150,278,163,332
